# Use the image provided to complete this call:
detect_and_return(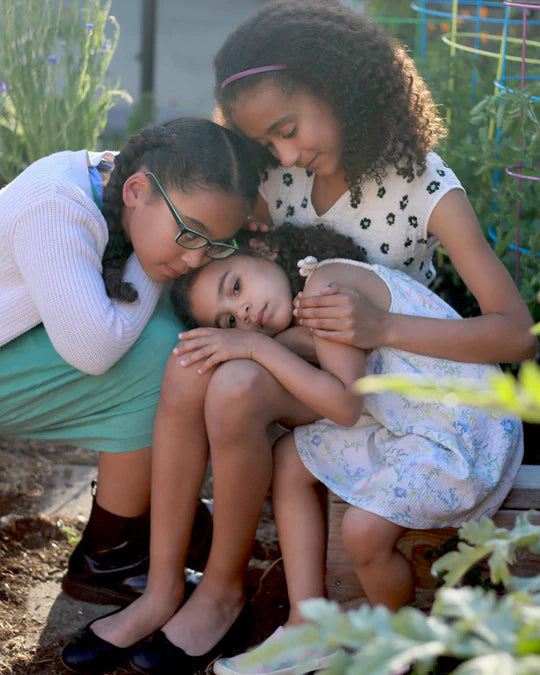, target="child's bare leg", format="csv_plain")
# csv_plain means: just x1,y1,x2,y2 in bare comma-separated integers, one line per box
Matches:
272,432,327,625
92,355,213,646
342,507,413,610
96,448,152,516
161,360,318,656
